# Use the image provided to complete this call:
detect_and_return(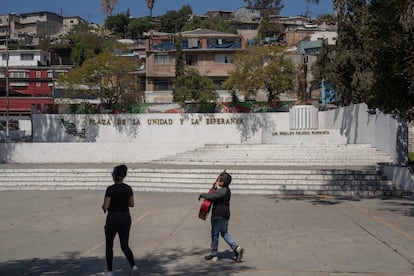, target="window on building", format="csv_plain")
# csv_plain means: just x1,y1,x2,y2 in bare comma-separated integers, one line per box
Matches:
214,54,233,64
213,79,225,88
36,71,41,78
1,54,7,60
48,70,68,78
154,54,172,65
20,54,34,61
10,82,29,86
0,71,4,78
10,71,29,78
153,80,173,91
36,82,41,87
186,55,198,66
